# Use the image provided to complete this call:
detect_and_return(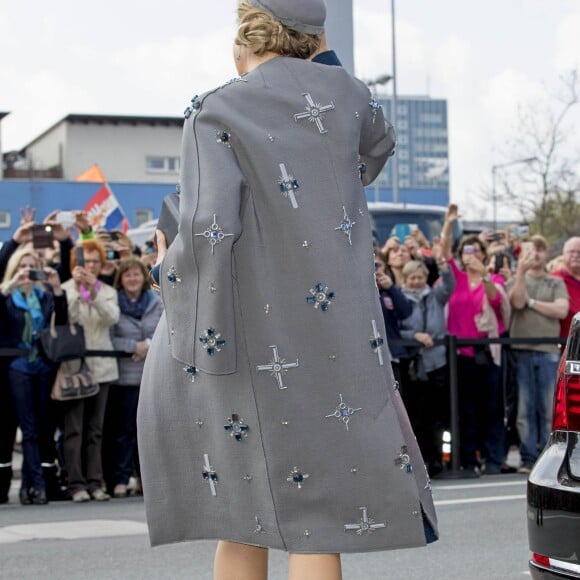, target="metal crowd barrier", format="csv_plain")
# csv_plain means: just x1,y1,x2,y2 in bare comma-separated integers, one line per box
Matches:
0,335,567,477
